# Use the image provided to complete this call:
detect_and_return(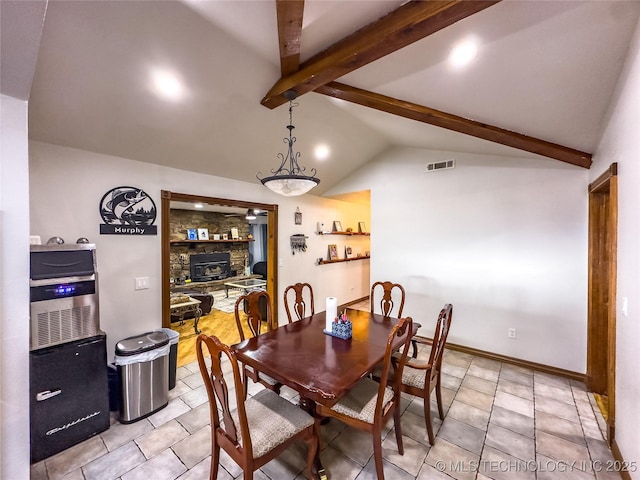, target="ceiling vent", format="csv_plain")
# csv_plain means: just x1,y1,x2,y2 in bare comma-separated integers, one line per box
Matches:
426,159,455,172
